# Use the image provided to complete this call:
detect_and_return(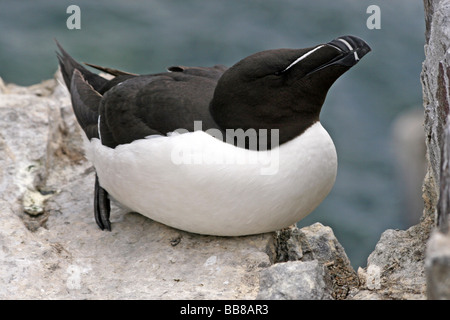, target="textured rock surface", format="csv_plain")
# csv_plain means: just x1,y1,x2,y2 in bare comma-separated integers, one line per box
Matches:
264,223,359,300
422,0,450,221
422,0,450,299
426,229,450,299
257,260,331,300
351,222,430,300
